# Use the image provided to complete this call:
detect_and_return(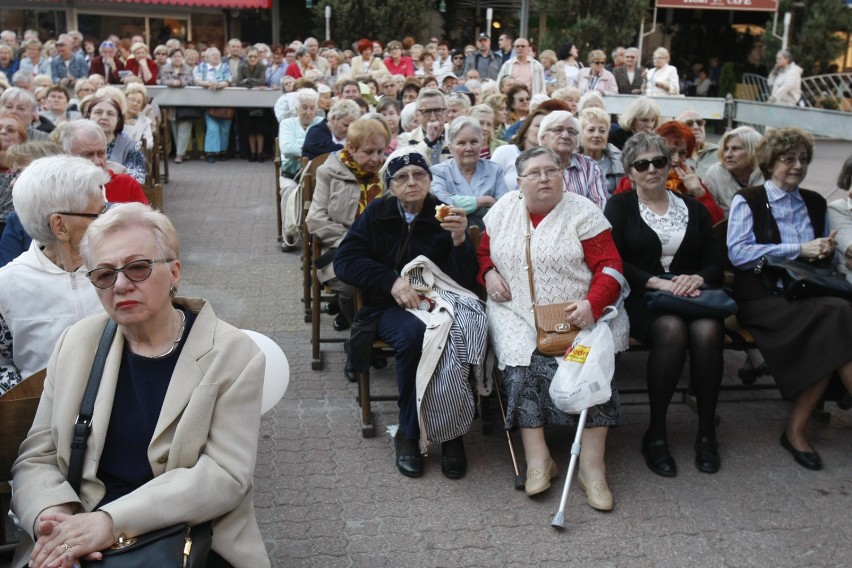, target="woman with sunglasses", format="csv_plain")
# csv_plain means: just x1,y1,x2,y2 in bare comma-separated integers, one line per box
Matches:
11,201,270,568
727,127,852,471
576,50,617,96
604,132,725,478
0,156,106,395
